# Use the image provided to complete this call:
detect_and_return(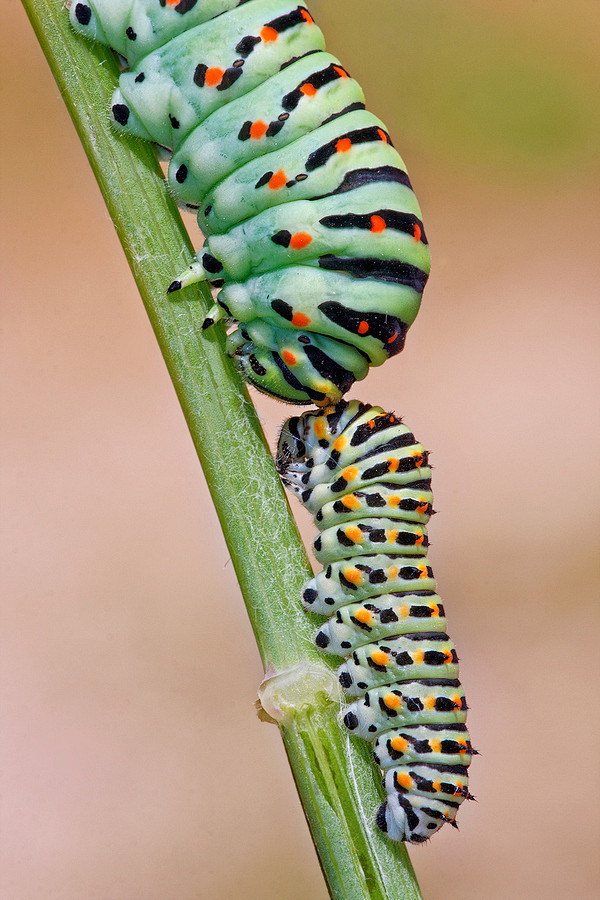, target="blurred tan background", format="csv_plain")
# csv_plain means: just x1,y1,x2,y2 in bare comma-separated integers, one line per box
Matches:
3,1,599,897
